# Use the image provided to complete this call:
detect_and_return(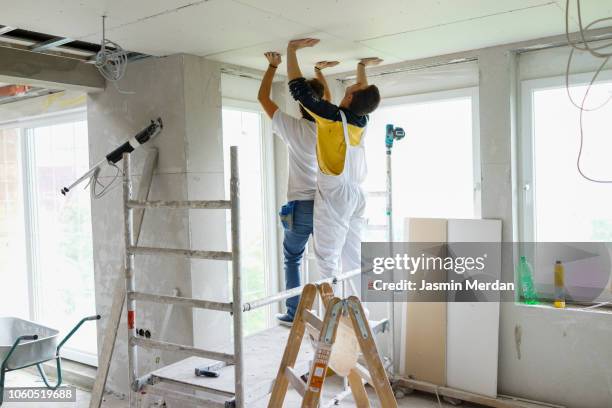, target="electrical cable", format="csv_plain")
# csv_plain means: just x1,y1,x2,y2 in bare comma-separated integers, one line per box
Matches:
95,16,134,94
564,0,612,183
